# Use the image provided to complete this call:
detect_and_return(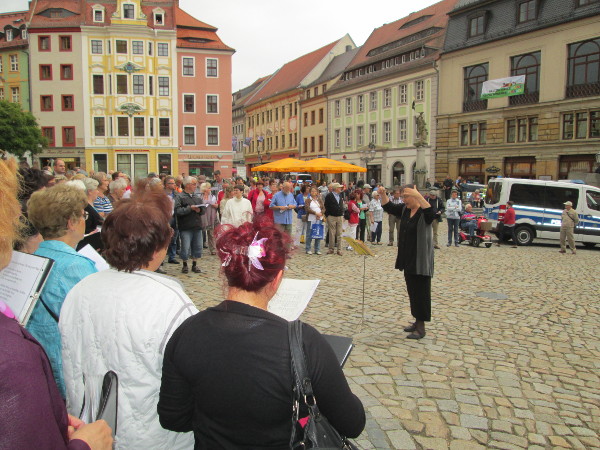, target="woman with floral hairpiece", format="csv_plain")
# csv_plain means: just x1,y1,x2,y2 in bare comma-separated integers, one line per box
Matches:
158,215,365,448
